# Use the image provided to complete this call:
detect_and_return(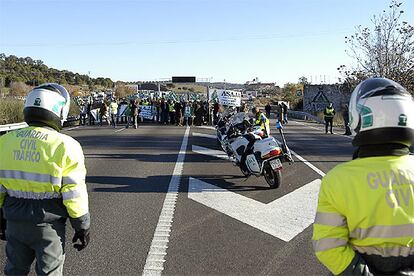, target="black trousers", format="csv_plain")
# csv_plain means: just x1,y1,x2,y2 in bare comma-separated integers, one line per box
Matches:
325,118,333,133
344,120,352,135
